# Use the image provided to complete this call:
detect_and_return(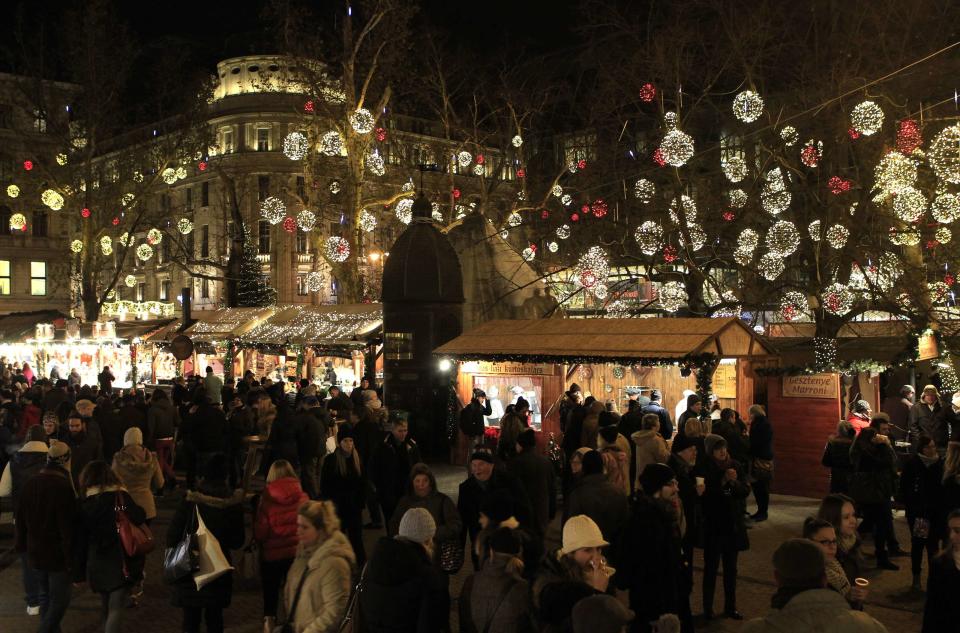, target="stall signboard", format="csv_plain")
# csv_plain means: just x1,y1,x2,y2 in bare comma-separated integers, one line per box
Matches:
918,331,939,361
782,374,837,399
713,363,737,399
285,359,298,377
463,361,553,376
